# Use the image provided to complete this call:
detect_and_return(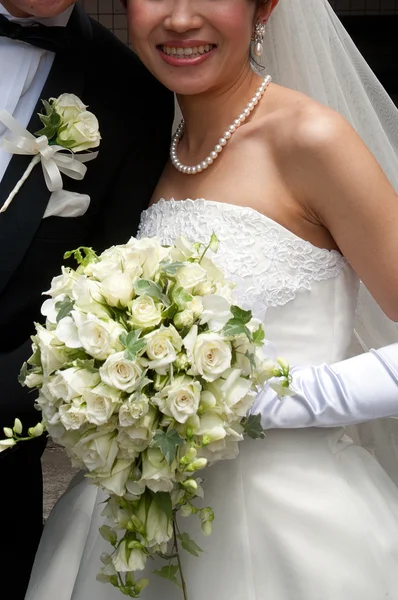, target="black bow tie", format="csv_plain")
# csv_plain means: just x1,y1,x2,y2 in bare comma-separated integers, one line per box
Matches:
0,13,69,53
